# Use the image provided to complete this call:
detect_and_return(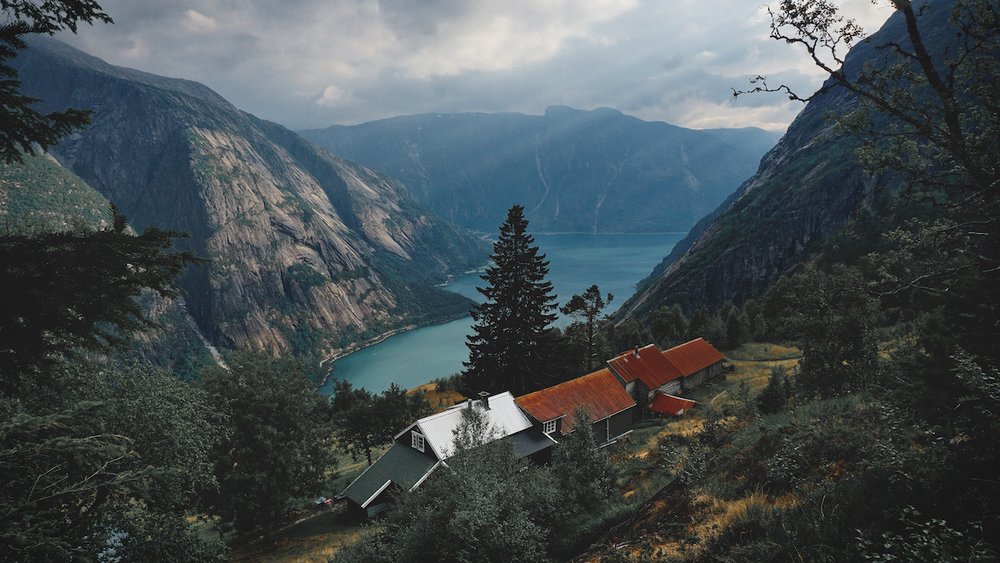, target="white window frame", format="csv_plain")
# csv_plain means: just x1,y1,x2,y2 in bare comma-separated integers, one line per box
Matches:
543,419,557,435
411,431,425,452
